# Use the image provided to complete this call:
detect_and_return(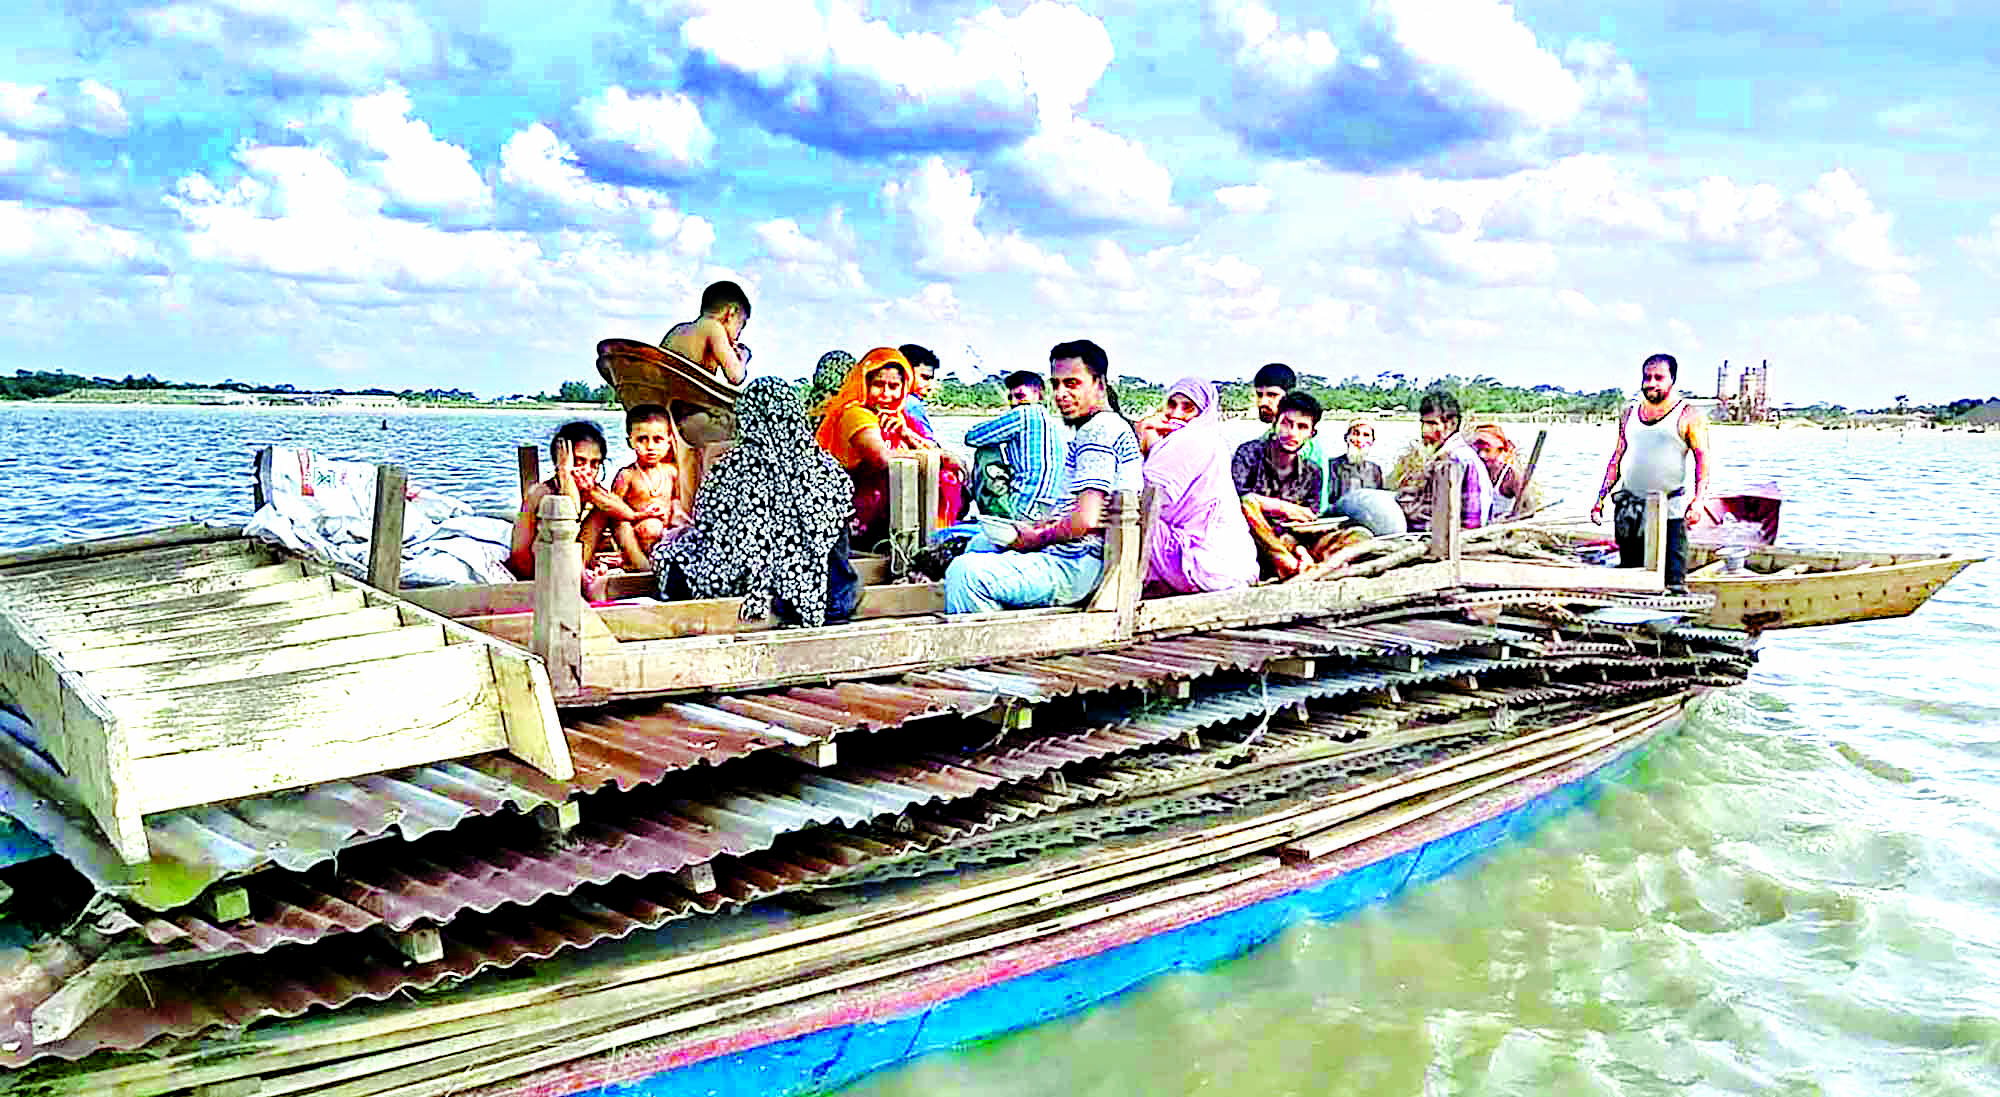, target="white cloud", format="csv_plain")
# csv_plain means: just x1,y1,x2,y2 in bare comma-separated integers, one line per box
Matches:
642,0,1110,154
315,86,491,219
1214,184,1273,214
0,80,131,138
752,214,866,299
1480,155,1676,243
167,143,541,291
498,123,708,251
1874,100,1983,141
1397,211,1558,287
574,86,715,178
0,201,165,273
1792,169,1914,275
1000,118,1180,226
129,0,448,92
1958,214,2000,274
0,134,50,177
1373,0,1584,130
881,157,1074,279
1090,239,1138,289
